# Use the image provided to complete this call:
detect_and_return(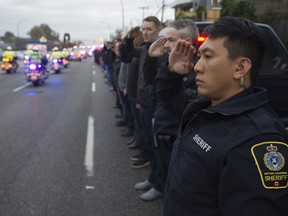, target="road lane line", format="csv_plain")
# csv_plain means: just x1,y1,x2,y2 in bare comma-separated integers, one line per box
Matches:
12,83,31,92
93,70,95,75
84,116,94,177
92,82,96,92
